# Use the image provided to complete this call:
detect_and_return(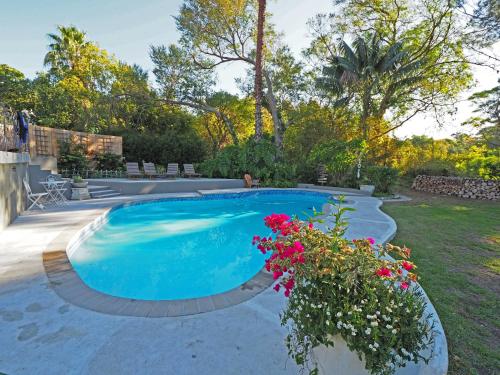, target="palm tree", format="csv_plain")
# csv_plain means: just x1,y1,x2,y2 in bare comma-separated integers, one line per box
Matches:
317,35,423,140
254,0,266,141
44,26,90,77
